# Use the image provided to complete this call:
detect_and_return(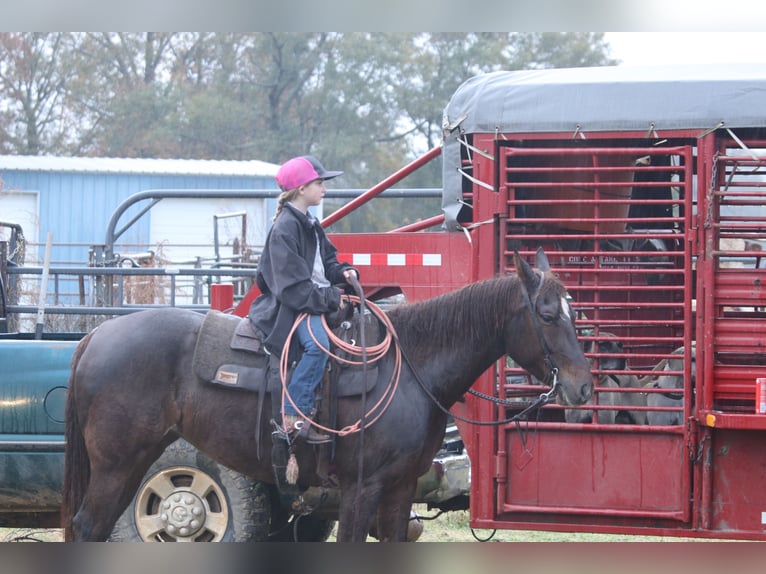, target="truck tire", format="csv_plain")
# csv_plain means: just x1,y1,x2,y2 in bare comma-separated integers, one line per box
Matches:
109,439,271,542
